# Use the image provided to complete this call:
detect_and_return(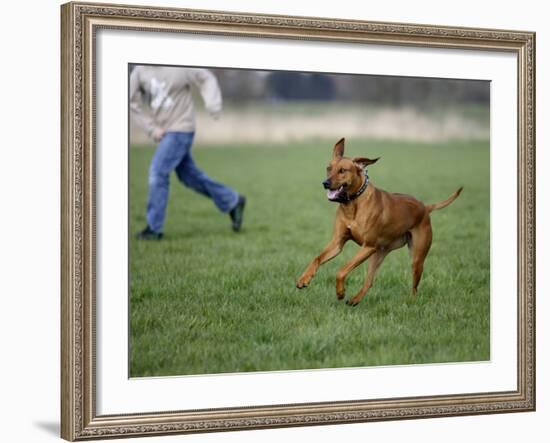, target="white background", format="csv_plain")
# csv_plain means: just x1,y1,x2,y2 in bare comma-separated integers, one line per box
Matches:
0,0,546,442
